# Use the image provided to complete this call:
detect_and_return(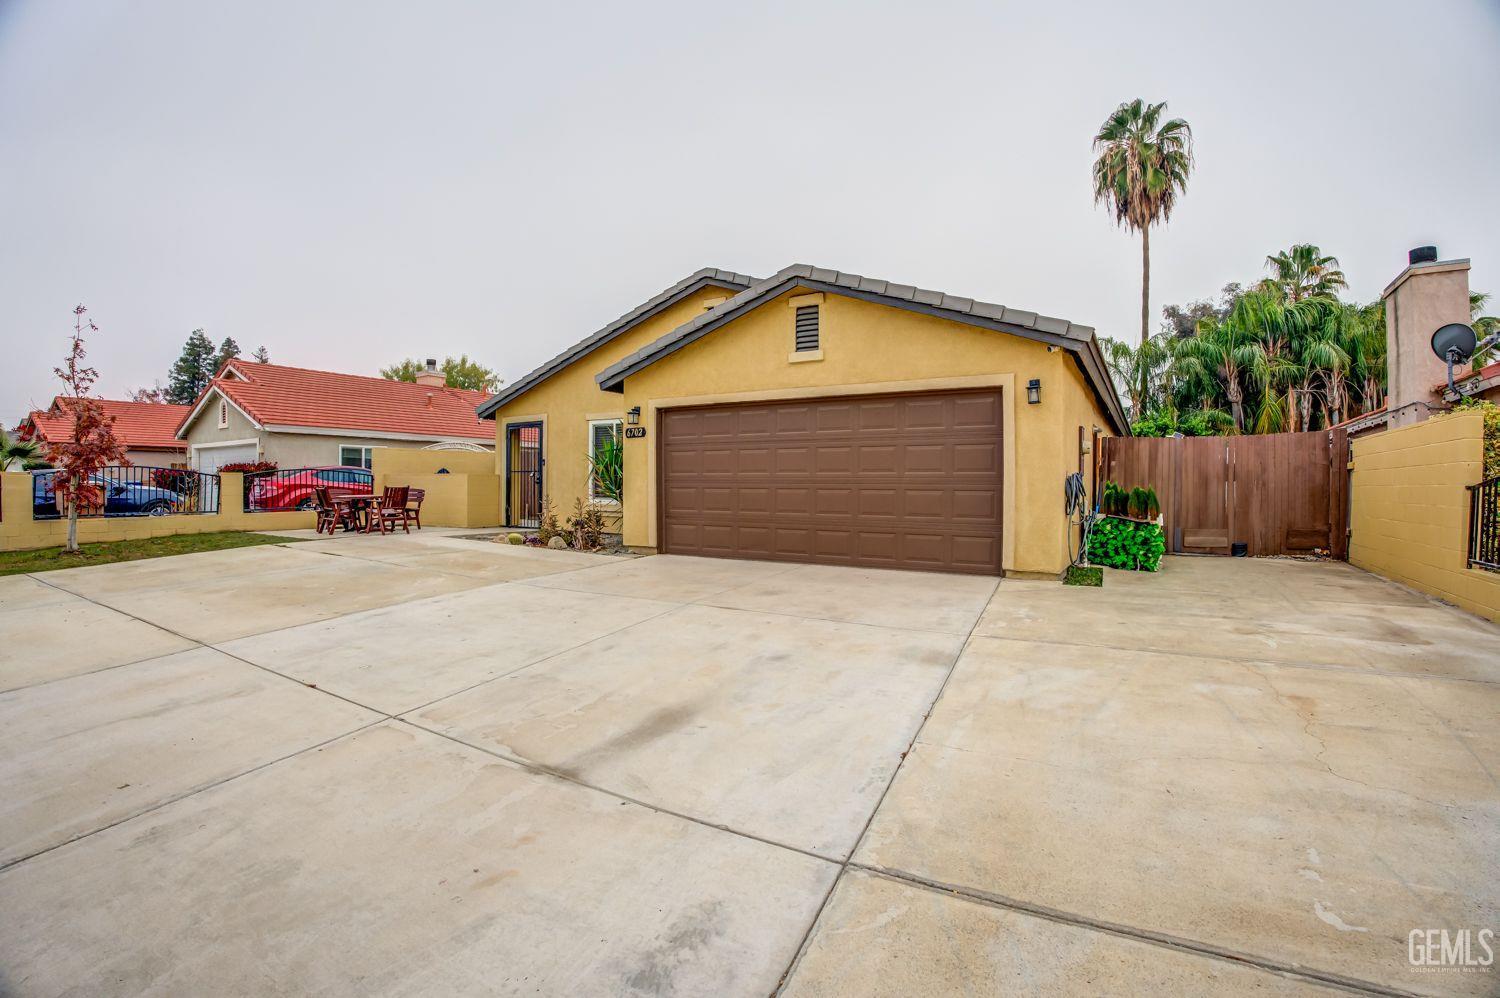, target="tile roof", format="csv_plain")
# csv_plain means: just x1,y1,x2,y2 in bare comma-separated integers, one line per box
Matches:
594,264,1129,433
477,267,756,418
179,362,493,440
22,398,191,451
